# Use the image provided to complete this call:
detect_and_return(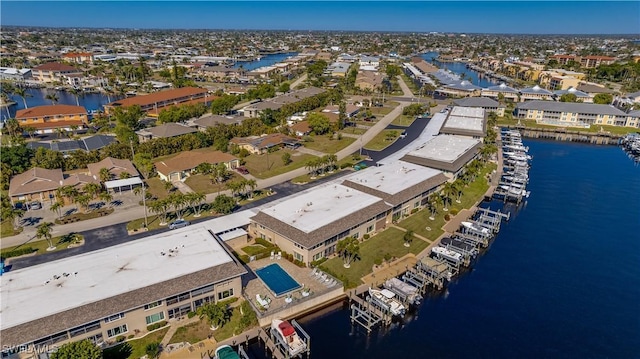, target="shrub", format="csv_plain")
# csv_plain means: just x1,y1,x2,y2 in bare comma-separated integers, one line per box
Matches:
115,336,126,343
340,162,353,169
444,214,451,221
187,311,196,319
450,209,459,215
374,258,383,266
255,238,276,248
238,254,250,264
293,259,306,267
127,334,134,339
310,257,327,267
146,321,167,332
0,246,36,259
363,234,370,240
410,208,419,214
383,253,391,261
